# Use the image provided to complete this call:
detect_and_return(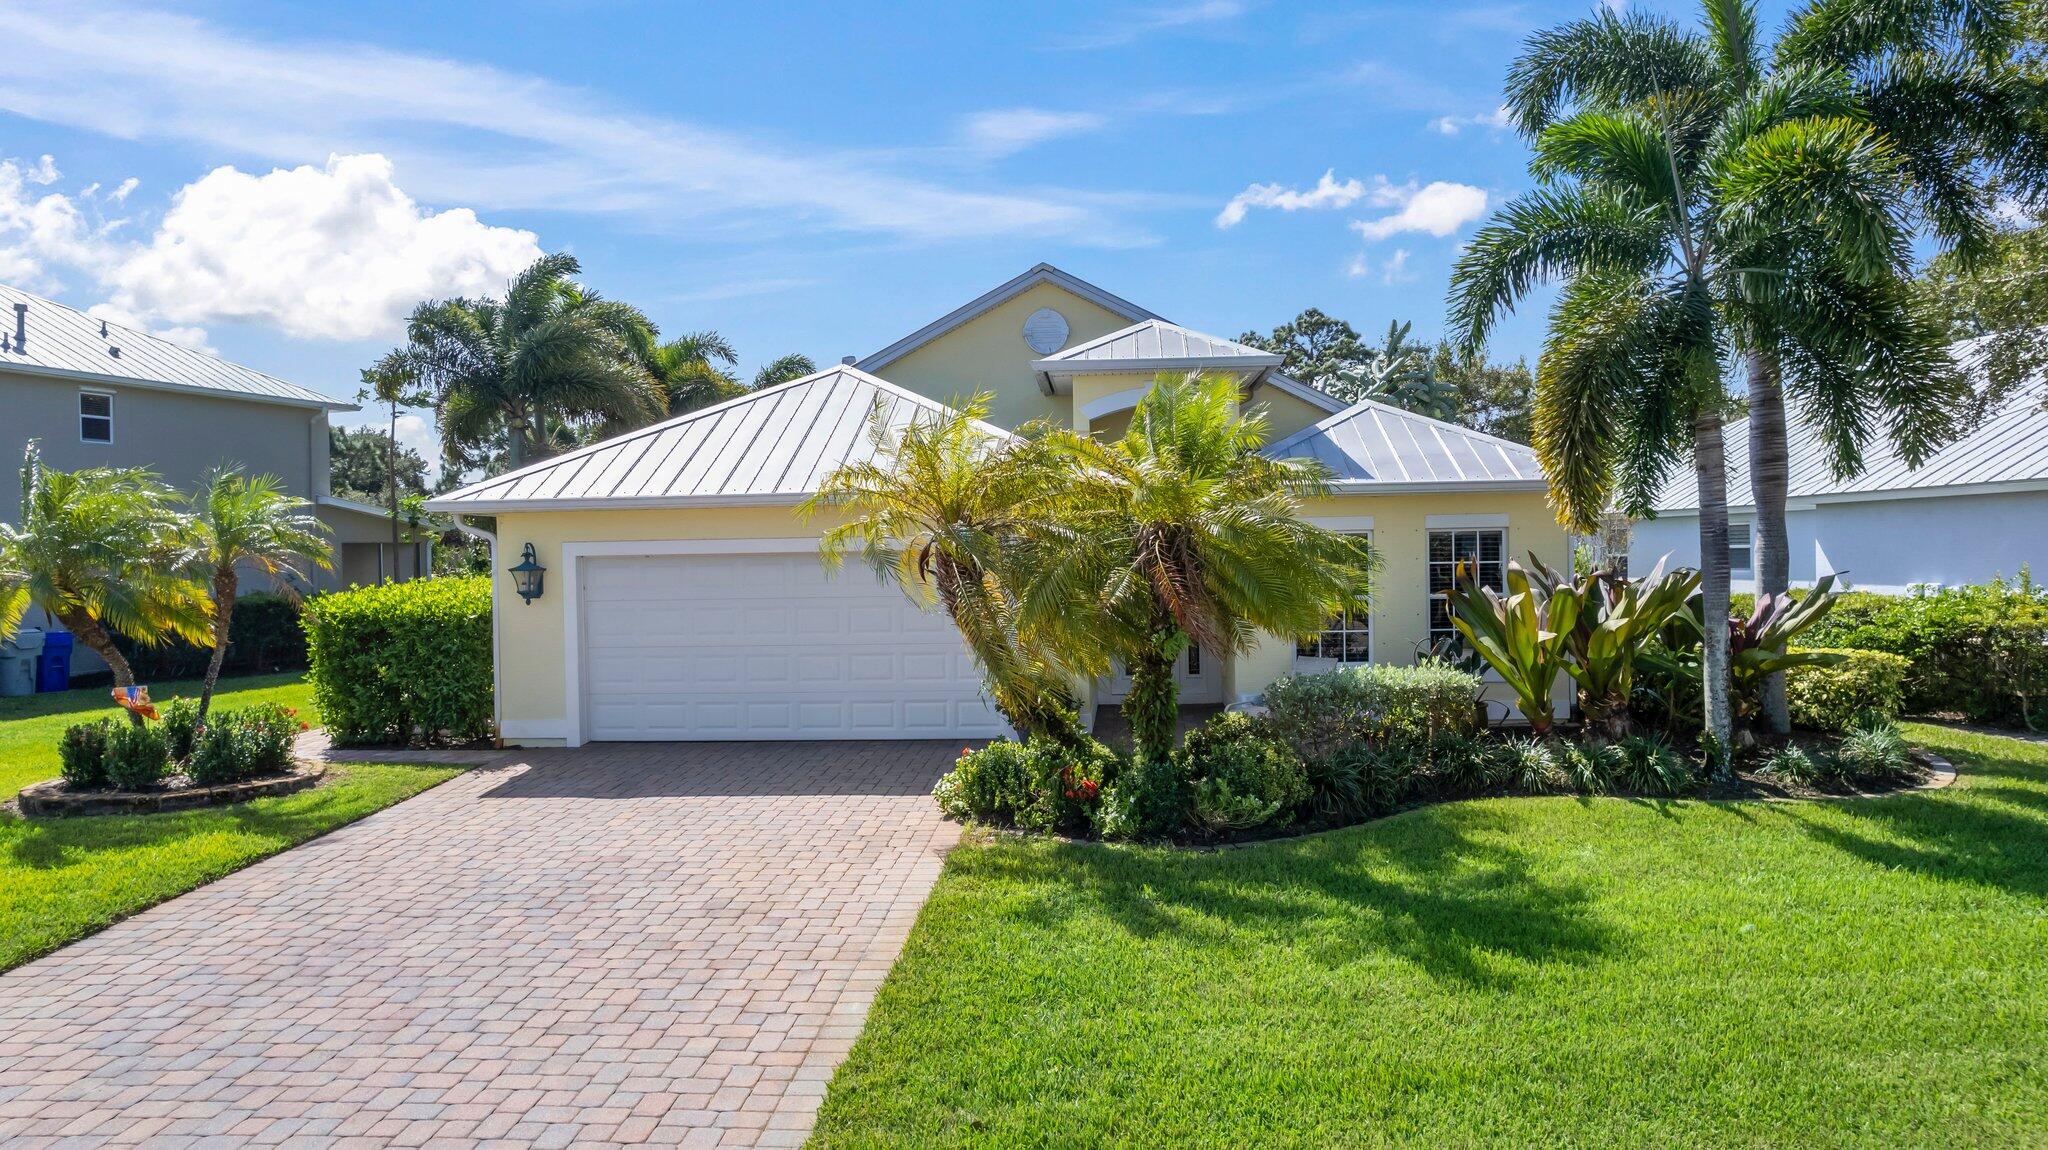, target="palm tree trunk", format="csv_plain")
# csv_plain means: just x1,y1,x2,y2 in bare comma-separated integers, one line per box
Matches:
1693,410,1737,773
389,402,401,583
1122,638,1183,768
197,568,239,726
57,611,143,726
1746,348,1792,735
